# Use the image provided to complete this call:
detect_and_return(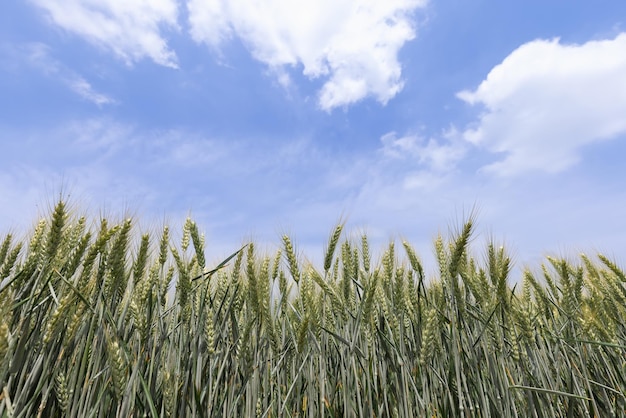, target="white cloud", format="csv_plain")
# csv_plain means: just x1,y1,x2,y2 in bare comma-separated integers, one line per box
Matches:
380,129,466,174
187,0,426,110
458,33,626,177
2,42,115,106
68,77,116,106
31,0,179,67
